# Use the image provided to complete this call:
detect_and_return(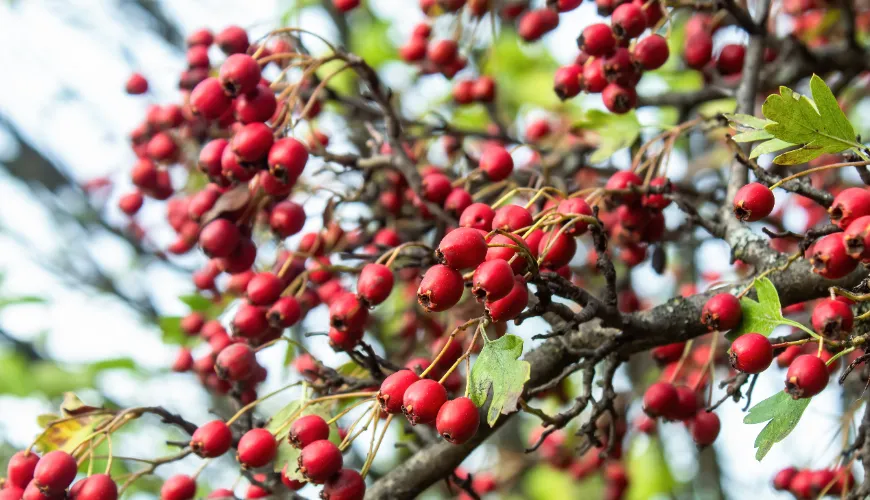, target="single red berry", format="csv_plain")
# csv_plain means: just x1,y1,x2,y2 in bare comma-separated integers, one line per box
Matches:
452,80,475,105
430,336,463,371
684,32,713,69
215,343,256,381
642,382,678,417
33,451,77,493
809,233,858,279
400,36,428,62
437,228,488,270
652,342,685,364
186,45,210,68
578,23,616,57
146,132,179,163
485,277,529,322
233,302,269,338
235,84,277,124
321,469,365,500
492,205,533,232
356,263,394,306
216,25,249,55
773,467,798,491
298,440,343,484
459,203,496,231
268,138,309,182
6,451,40,489
611,3,647,39
289,415,330,449
472,259,515,303
605,170,643,205
844,215,870,259
776,344,802,368
733,182,774,222
269,201,306,238
811,298,854,337
187,29,214,47
125,73,148,94
118,192,143,216
246,272,283,305
267,296,302,328
436,397,479,444
237,428,277,468
785,354,829,398
191,420,233,458
378,370,421,414
602,83,637,114
632,34,669,70
198,139,228,179
670,385,700,421
403,379,448,425
729,333,773,373
69,473,117,500
700,293,742,331
716,44,745,75
190,77,233,120
333,0,361,11
538,230,577,268
689,411,721,446
232,123,274,164
479,145,514,181
789,470,813,498
583,58,608,93
417,265,465,312
517,9,560,41
329,293,369,333
427,39,458,66
553,65,583,100
472,76,496,102
160,475,196,500
557,198,593,235
829,188,870,229
217,237,257,274
199,219,240,258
